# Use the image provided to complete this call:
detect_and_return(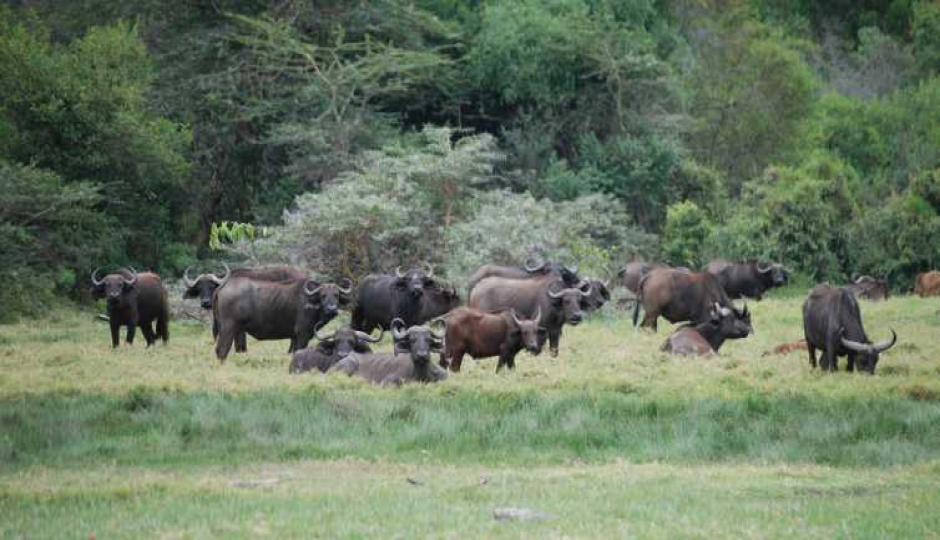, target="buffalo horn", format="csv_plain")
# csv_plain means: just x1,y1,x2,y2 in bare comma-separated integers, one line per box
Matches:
565,264,579,275
91,267,105,286
122,267,138,286
313,322,336,342
841,329,897,354
756,262,773,273
430,318,446,339
183,266,197,288
715,302,731,317
391,318,407,341
337,277,354,294
524,257,545,272
873,329,898,353
424,262,435,278
395,266,406,278
511,309,523,326
304,279,322,296
355,328,385,344
210,262,231,285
